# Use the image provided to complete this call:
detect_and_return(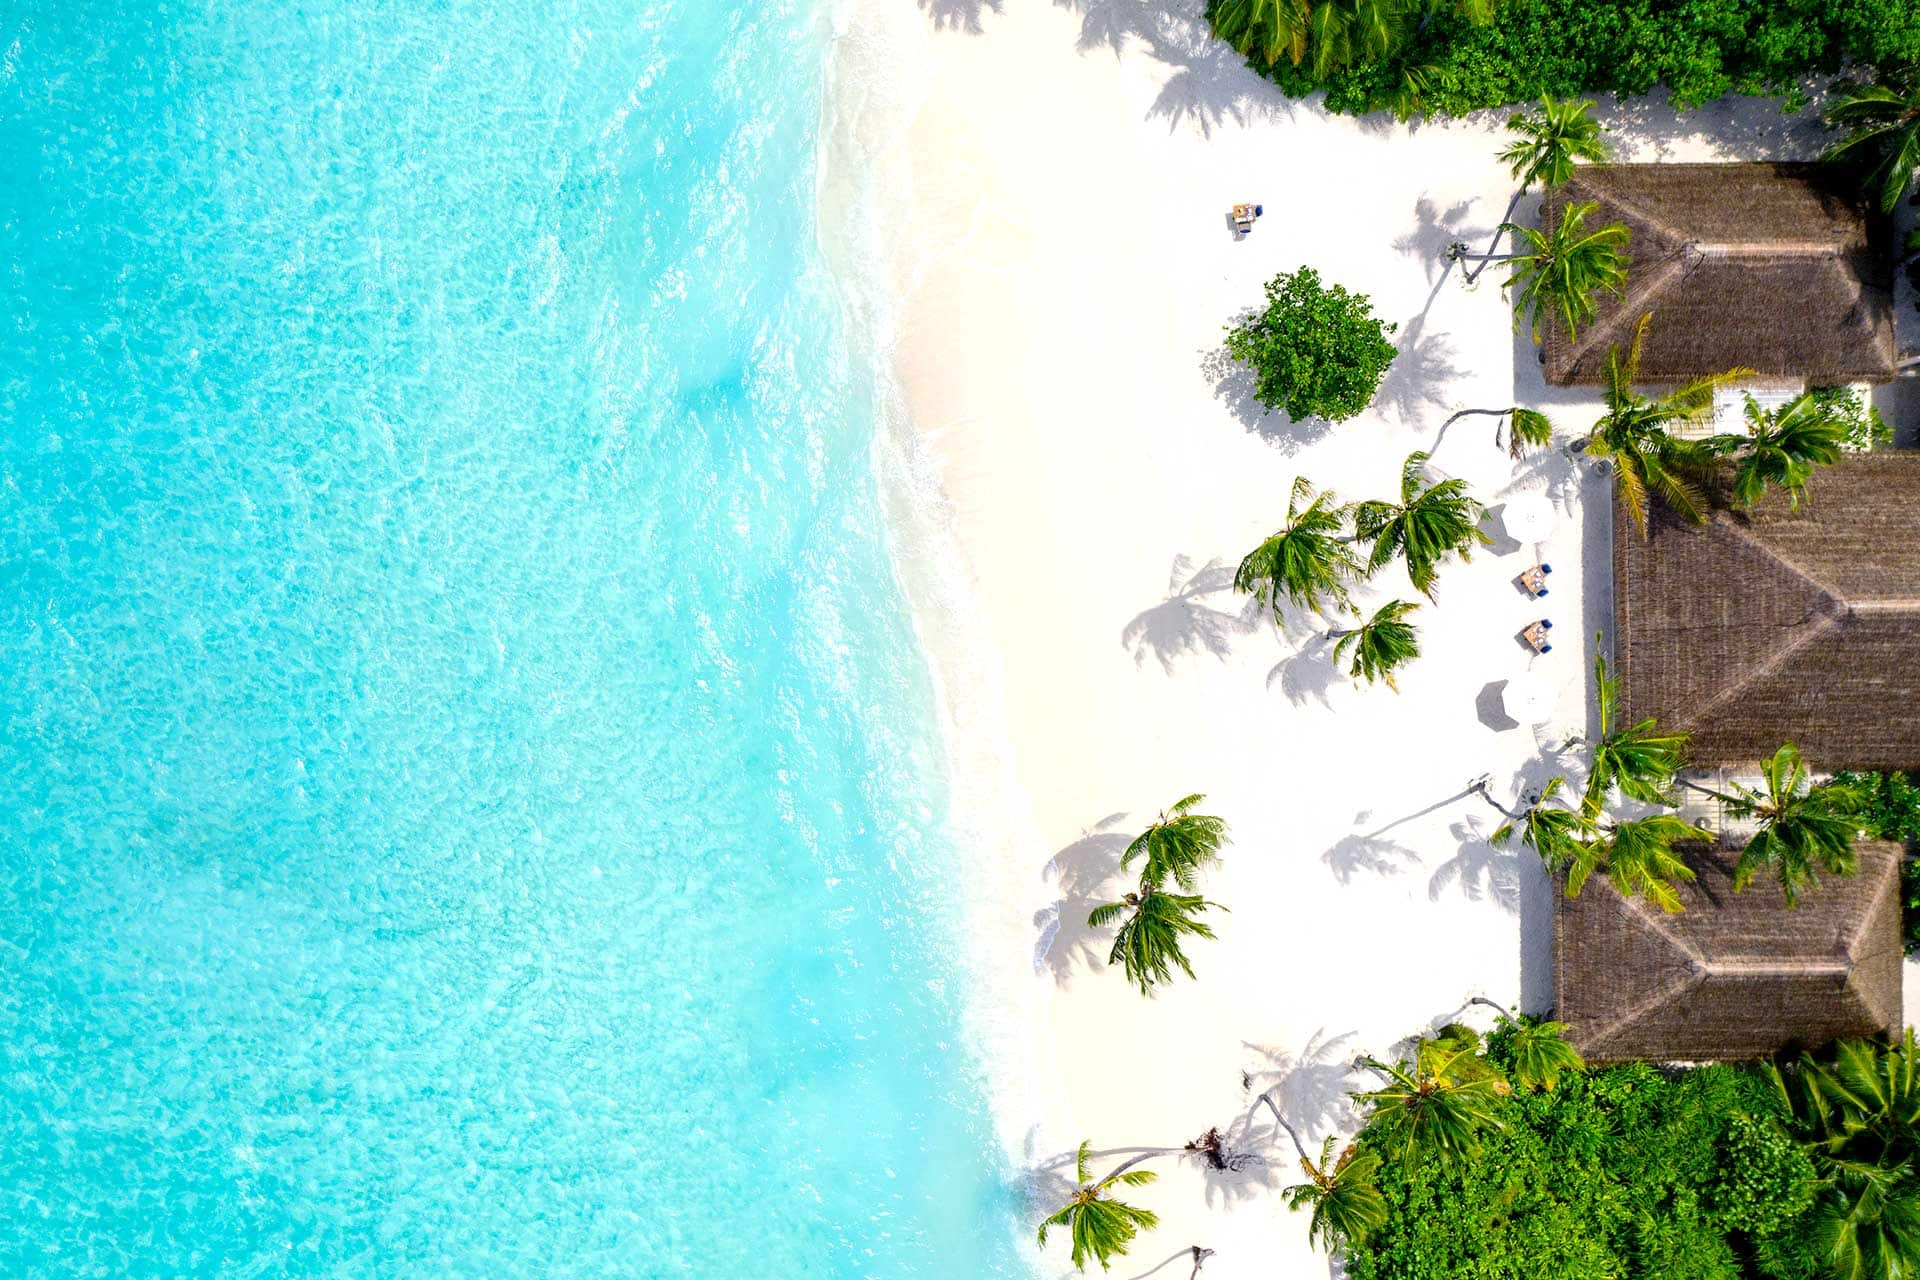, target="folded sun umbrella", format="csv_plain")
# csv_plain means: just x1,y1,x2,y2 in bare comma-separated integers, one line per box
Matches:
1504,673,1553,724
1503,493,1554,544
